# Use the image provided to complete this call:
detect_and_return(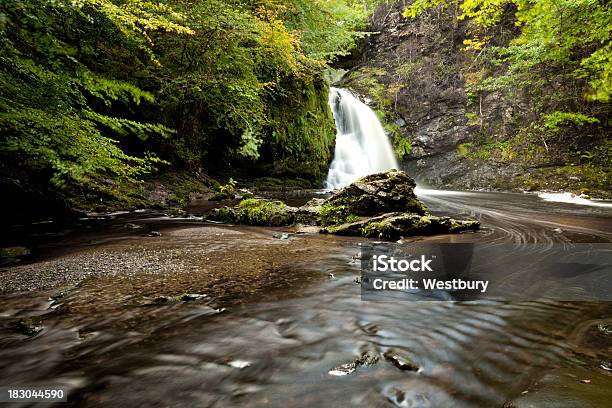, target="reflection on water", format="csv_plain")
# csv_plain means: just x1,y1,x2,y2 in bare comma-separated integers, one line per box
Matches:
0,191,611,407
